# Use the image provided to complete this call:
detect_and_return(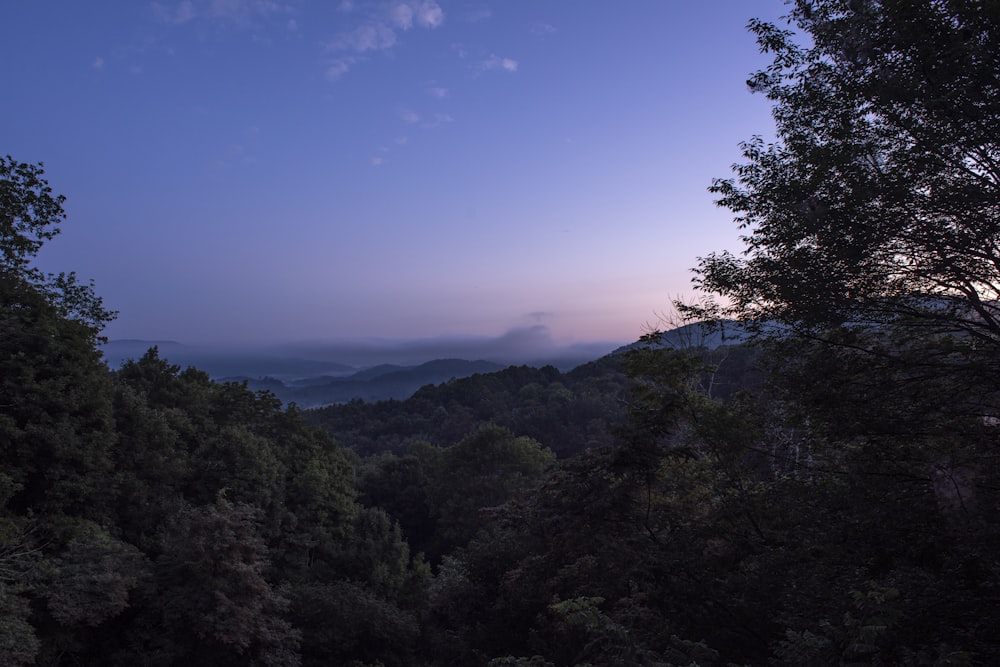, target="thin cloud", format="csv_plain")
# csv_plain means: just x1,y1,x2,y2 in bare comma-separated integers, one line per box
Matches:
151,0,292,24
413,0,443,28
481,54,518,72
434,113,454,123
151,0,196,24
465,7,492,23
331,22,397,52
207,0,291,21
531,22,556,36
326,60,352,80
370,143,391,166
398,108,420,124
426,86,448,99
389,3,414,29
329,0,443,49
385,1,443,30
92,56,105,69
